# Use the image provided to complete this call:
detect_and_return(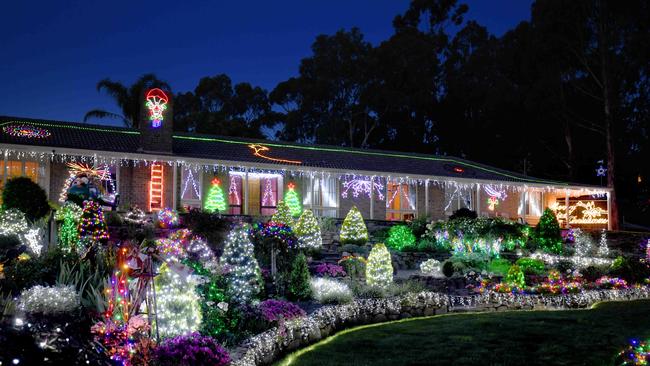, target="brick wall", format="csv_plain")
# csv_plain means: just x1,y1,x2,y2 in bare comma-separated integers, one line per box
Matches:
49,162,70,203
118,164,173,211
